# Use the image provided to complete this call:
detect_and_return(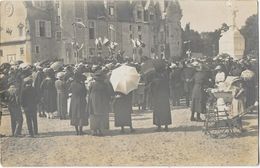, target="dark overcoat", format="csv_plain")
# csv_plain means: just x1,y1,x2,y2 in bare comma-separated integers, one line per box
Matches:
151,72,172,126
40,78,57,113
87,79,112,130
112,92,133,127
191,71,208,114
69,80,88,126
